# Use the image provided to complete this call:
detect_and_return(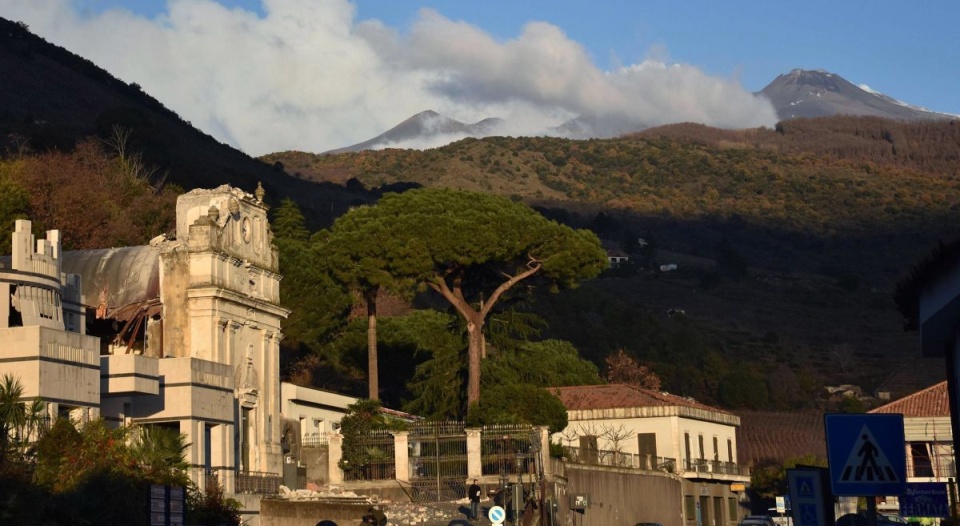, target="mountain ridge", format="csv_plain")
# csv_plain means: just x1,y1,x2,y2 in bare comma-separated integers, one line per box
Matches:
319,68,956,153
